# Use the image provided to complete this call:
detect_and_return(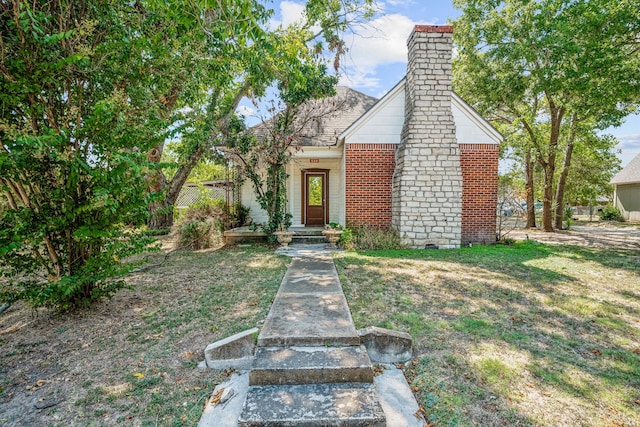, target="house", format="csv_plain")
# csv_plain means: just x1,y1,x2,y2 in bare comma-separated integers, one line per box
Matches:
611,153,640,221
239,25,502,248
